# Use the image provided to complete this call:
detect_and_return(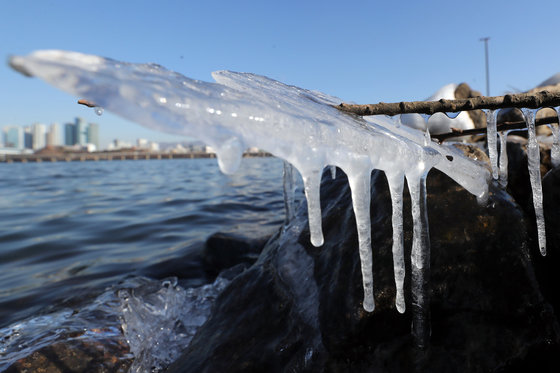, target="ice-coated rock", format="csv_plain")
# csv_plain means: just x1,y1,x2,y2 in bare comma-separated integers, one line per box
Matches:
8,50,490,317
